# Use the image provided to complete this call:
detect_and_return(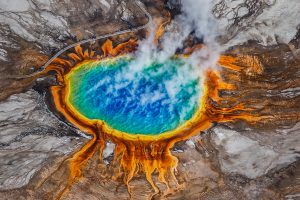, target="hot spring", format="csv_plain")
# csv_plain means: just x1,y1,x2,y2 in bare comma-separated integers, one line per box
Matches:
44,41,262,199
65,56,204,136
